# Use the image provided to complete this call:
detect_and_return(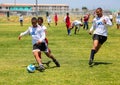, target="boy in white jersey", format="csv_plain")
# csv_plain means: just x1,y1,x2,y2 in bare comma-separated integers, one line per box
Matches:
88,8,112,65
71,20,83,34
18,17,60,71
